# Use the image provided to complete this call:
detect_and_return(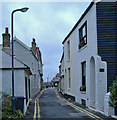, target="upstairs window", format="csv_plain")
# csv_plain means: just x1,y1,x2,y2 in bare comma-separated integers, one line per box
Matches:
67,41,70,60
79,21,87,49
